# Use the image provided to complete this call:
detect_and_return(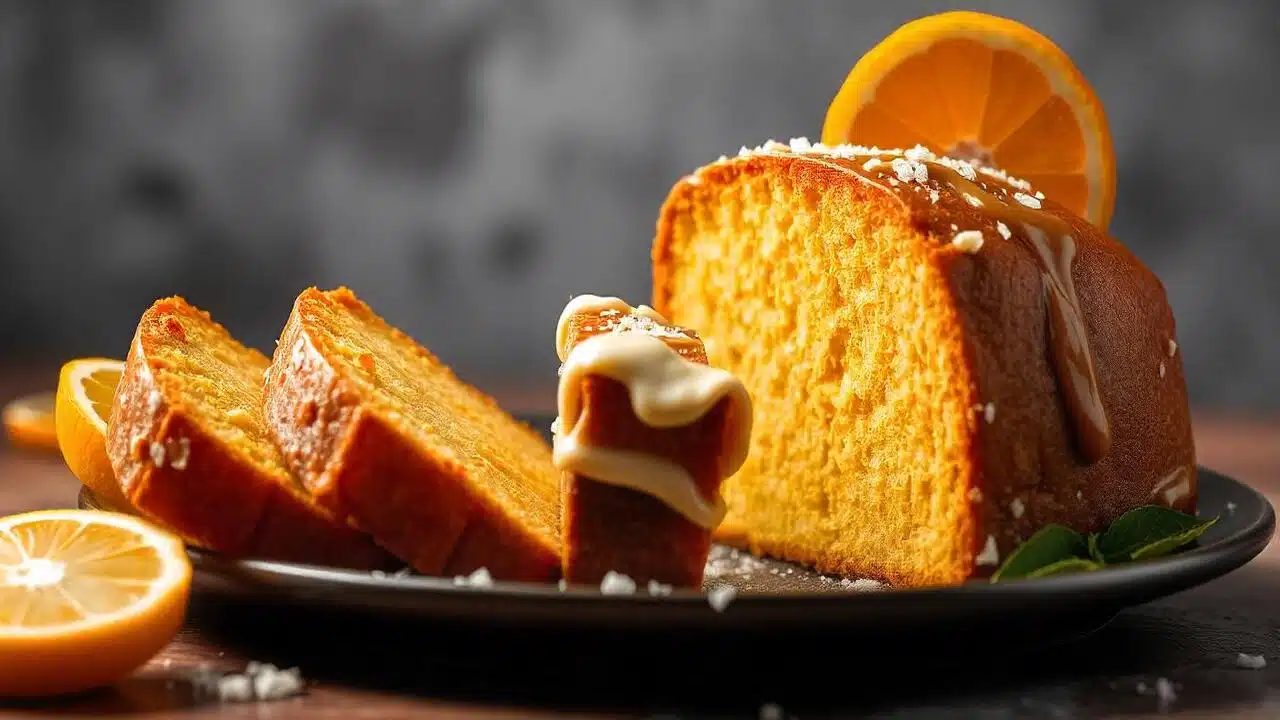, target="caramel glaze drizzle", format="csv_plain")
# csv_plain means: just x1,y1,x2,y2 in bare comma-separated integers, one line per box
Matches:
922,162,1111,464
754,149,1112,464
